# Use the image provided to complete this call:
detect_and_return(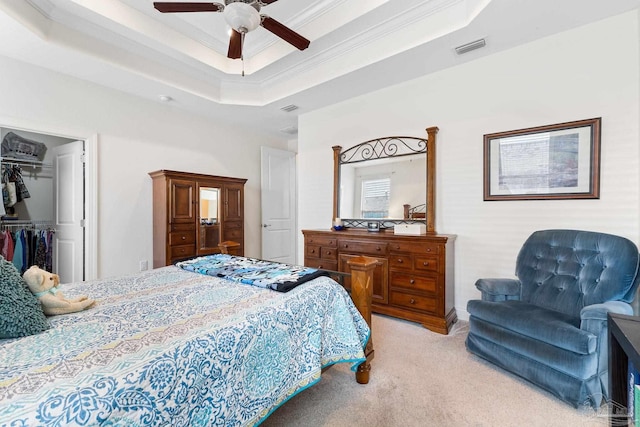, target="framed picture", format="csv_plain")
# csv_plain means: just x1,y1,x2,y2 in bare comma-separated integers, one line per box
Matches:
483,117,601,201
